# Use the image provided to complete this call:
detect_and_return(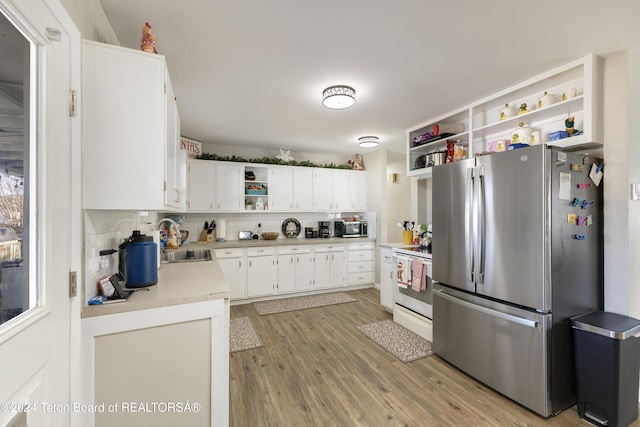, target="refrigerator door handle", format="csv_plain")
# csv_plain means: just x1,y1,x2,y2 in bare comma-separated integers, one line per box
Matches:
477,166,486,284
465,167,474,283
436,289,539,329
